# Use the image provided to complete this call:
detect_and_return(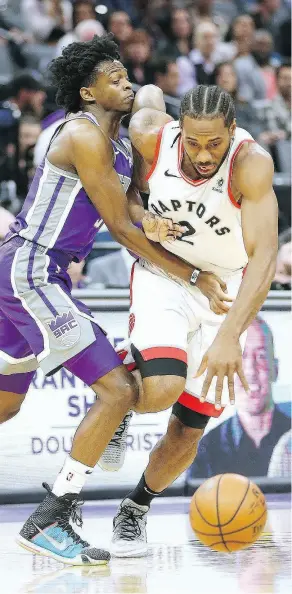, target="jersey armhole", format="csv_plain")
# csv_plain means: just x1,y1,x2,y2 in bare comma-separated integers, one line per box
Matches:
228,139,256,209
145,126,165,181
